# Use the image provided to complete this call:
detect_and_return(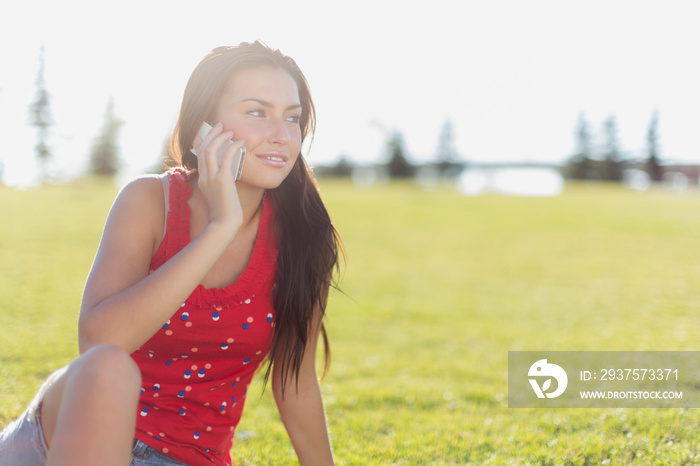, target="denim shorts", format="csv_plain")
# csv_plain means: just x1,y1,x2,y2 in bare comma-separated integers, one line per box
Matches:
0,385,50,466
0,410,186,466
131,439,189,466
0,377,186,466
